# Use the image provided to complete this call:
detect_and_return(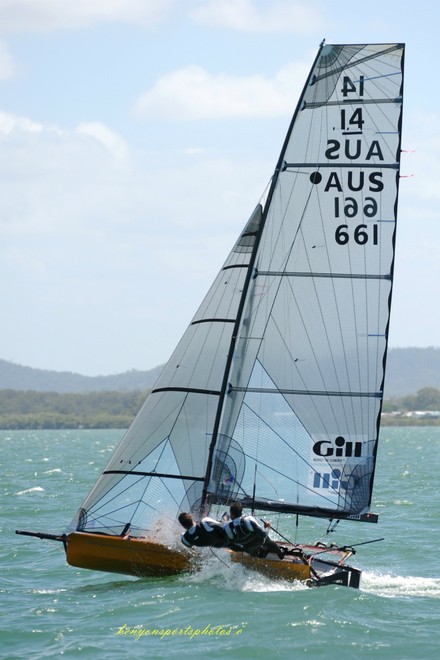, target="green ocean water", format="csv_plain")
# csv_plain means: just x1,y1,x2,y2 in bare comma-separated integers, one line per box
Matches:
2,427,440,659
